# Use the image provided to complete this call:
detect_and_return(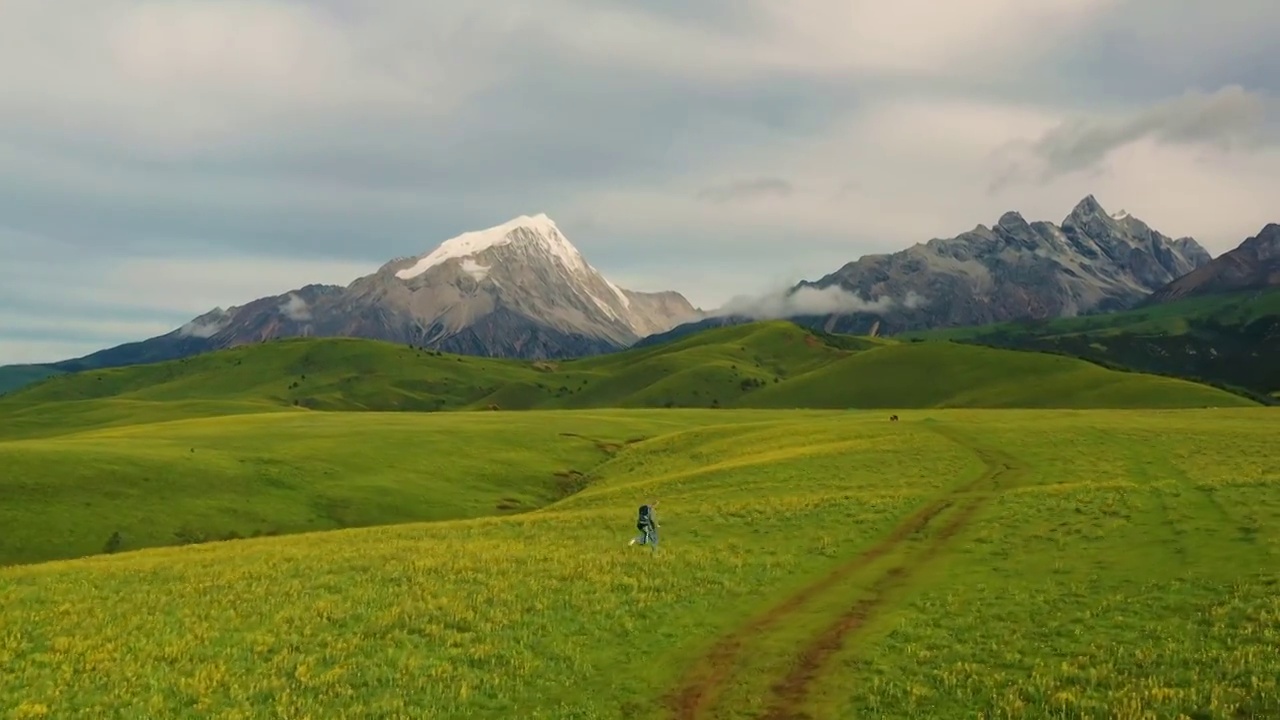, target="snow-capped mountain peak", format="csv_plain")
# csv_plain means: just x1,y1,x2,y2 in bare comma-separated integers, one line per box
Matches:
396,213,591,280
354,212,699,348
391,212,646,331
94,213,699,366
